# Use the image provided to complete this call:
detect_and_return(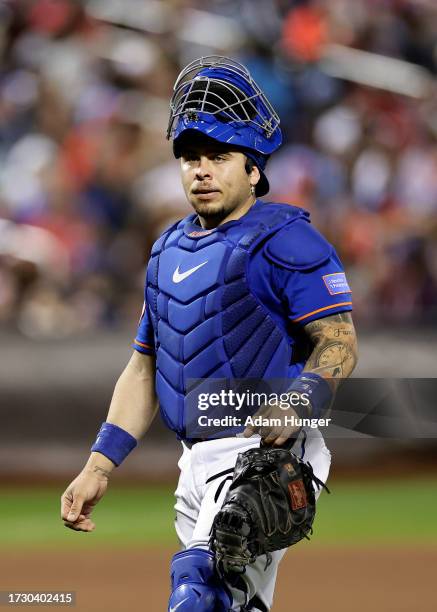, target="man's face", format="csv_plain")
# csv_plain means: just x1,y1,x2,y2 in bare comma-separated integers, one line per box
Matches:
179,139,259,223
